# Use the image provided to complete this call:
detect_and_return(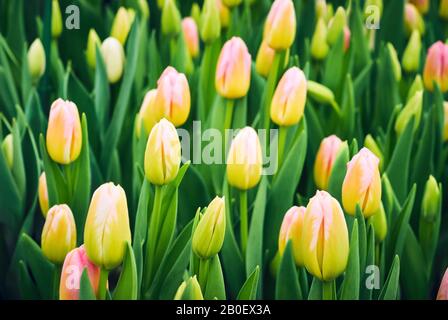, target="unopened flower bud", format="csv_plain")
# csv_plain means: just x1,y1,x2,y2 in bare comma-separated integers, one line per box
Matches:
217,0,230,29
86,29,101,69
278,206,306,267
387,43,402,82
370,203,387,242
423,41,448,92
111,7,135,45
395,90,423,135
38,172,49,217
182,18,199,58
307,81,335,105
174,276,204,300
264,0,296,50
422,175,441,222
137,89,159,136
404,3,425,36
52,0,63,38
327,7,346,46
1,134,13,169
162,0,181,36
364,134,384,172
200,0,221,43
409,0,429,15
311,18,329,60
440,0,448,20
314,135,344,190
101,37,125,84
27,39,46,82
402,30,421,73
437,268,448,300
